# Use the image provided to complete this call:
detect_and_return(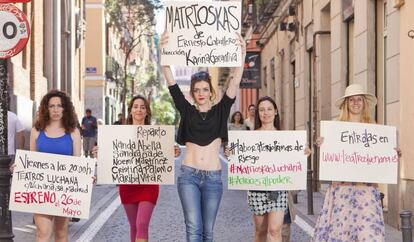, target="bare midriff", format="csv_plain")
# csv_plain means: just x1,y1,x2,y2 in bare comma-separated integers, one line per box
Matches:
183,138,222,171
